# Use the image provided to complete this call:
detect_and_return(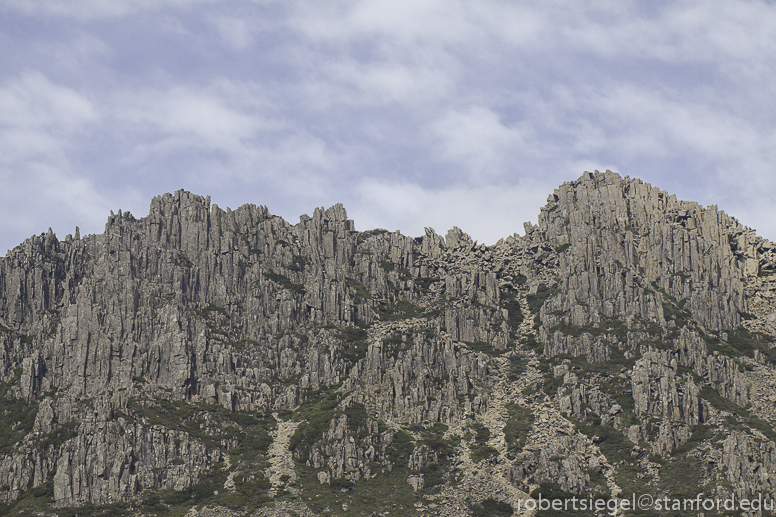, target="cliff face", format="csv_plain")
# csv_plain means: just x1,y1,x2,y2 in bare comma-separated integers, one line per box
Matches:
0,170,775,516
